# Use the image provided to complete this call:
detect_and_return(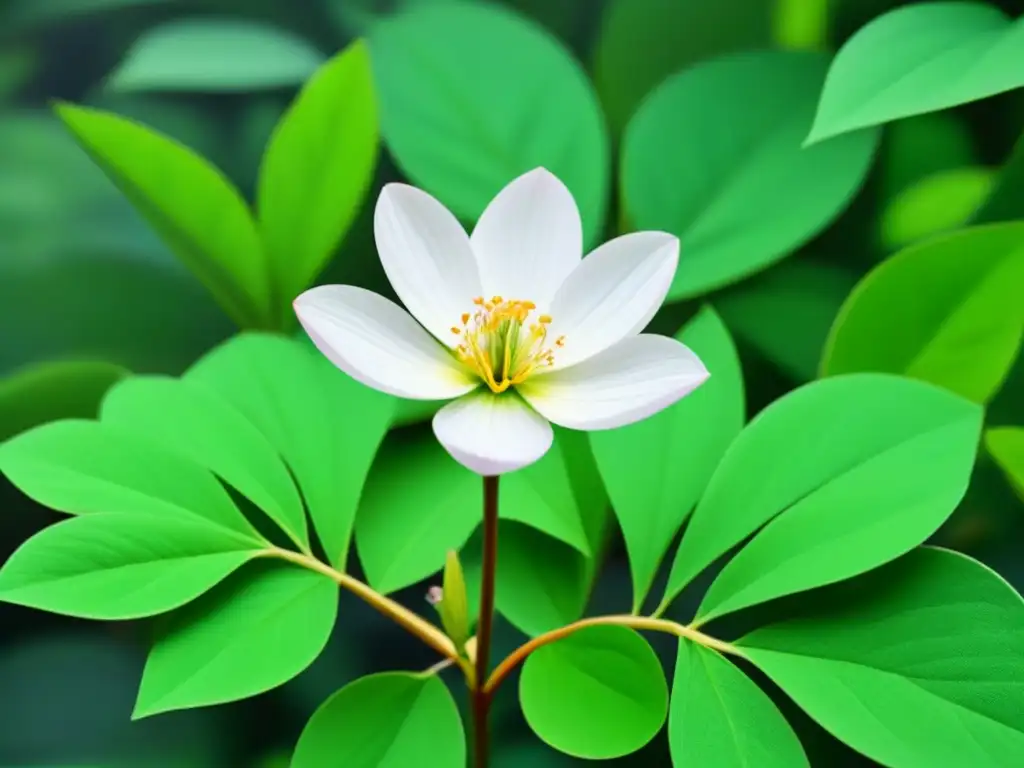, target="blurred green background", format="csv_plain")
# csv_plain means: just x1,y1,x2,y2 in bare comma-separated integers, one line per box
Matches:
2,0,1023,766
